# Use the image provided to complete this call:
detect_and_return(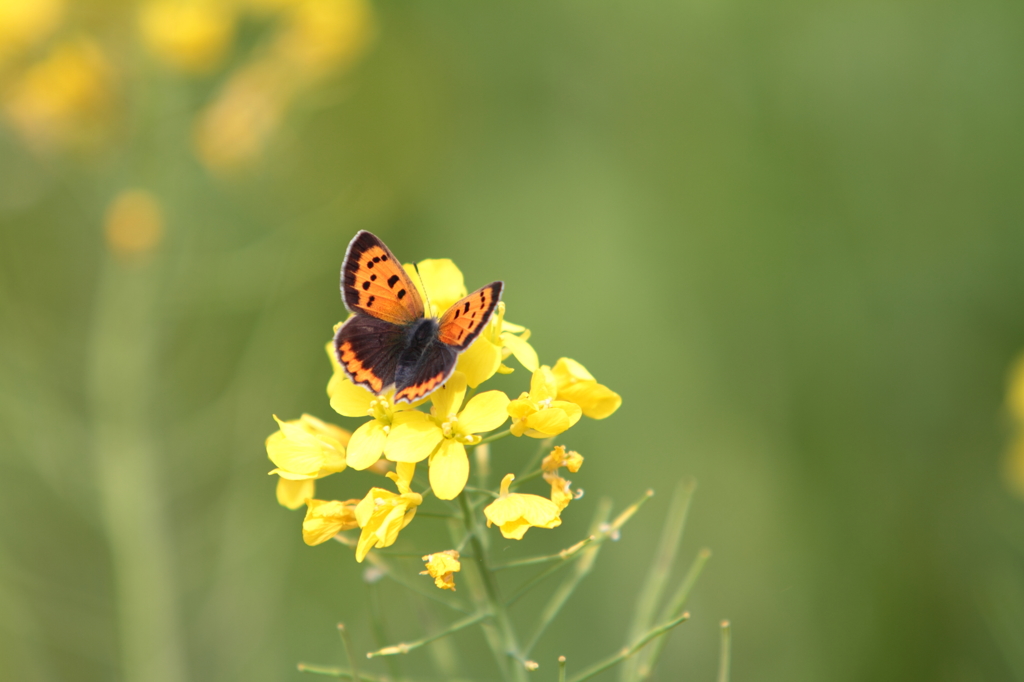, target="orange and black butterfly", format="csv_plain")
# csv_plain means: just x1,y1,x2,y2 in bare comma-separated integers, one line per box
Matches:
333,231,503,403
